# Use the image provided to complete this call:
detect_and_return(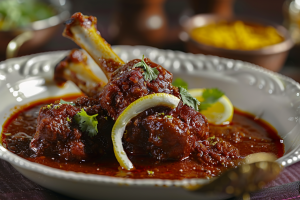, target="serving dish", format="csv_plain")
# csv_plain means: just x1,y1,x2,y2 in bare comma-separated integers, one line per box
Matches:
180,14,294,72
0,45,299,200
